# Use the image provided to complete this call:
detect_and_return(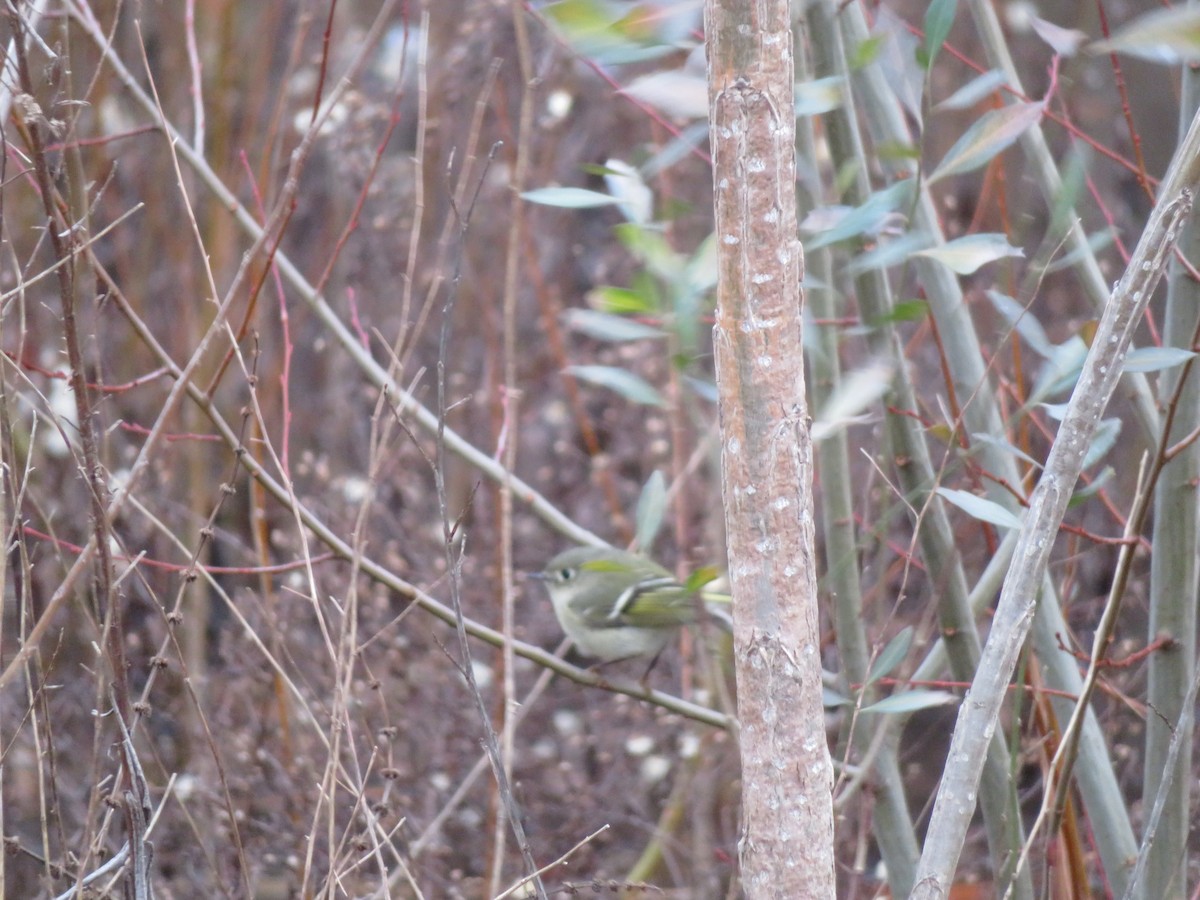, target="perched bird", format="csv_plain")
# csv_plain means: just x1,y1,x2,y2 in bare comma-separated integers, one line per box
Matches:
532,546,723,662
